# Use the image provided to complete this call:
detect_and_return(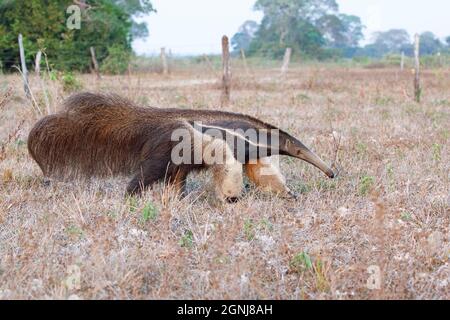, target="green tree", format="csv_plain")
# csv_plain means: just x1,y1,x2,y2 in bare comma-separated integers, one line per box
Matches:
0,0,154,72
231,20,259,52
360,29,411,57
249,0,338,58
419,31,442,55
115,0,155,39
317,13,364,57
100,44,131,74
239,0,363,59
373,29,411,53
